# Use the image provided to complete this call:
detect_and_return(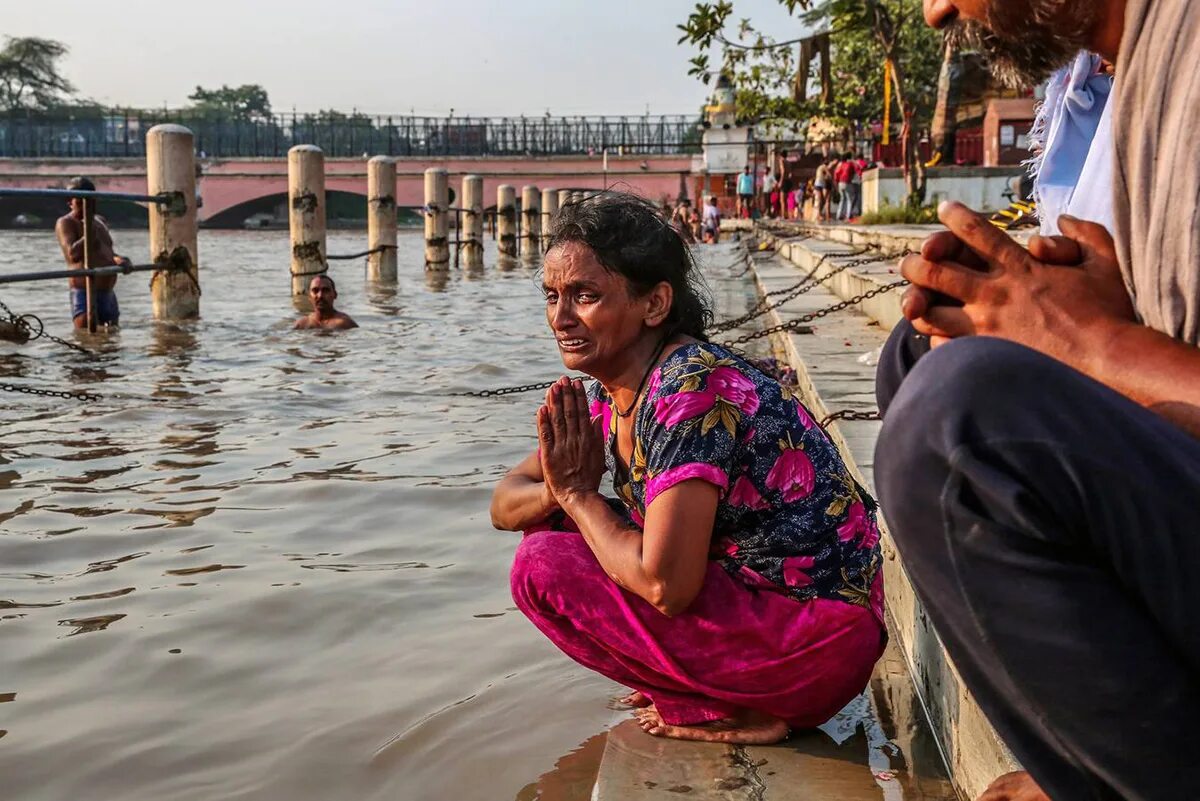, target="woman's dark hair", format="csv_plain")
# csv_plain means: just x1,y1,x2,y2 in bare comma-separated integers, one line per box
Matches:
546,191,713,340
